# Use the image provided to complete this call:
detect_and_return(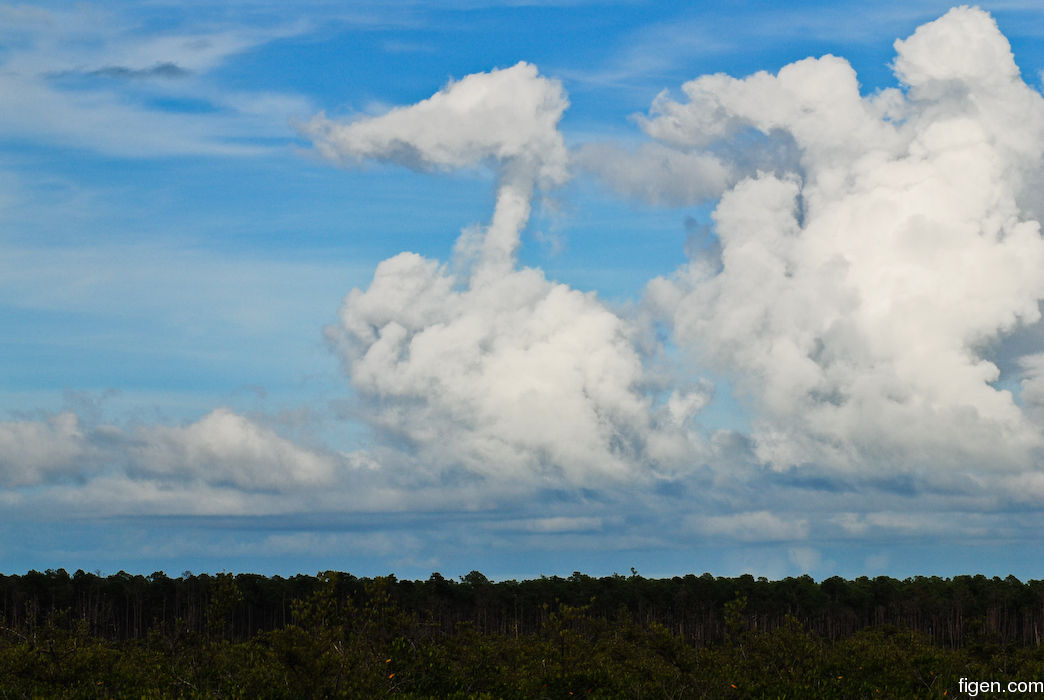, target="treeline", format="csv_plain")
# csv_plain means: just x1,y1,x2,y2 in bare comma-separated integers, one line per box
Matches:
1,568,1042,649
3,571,1044,697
